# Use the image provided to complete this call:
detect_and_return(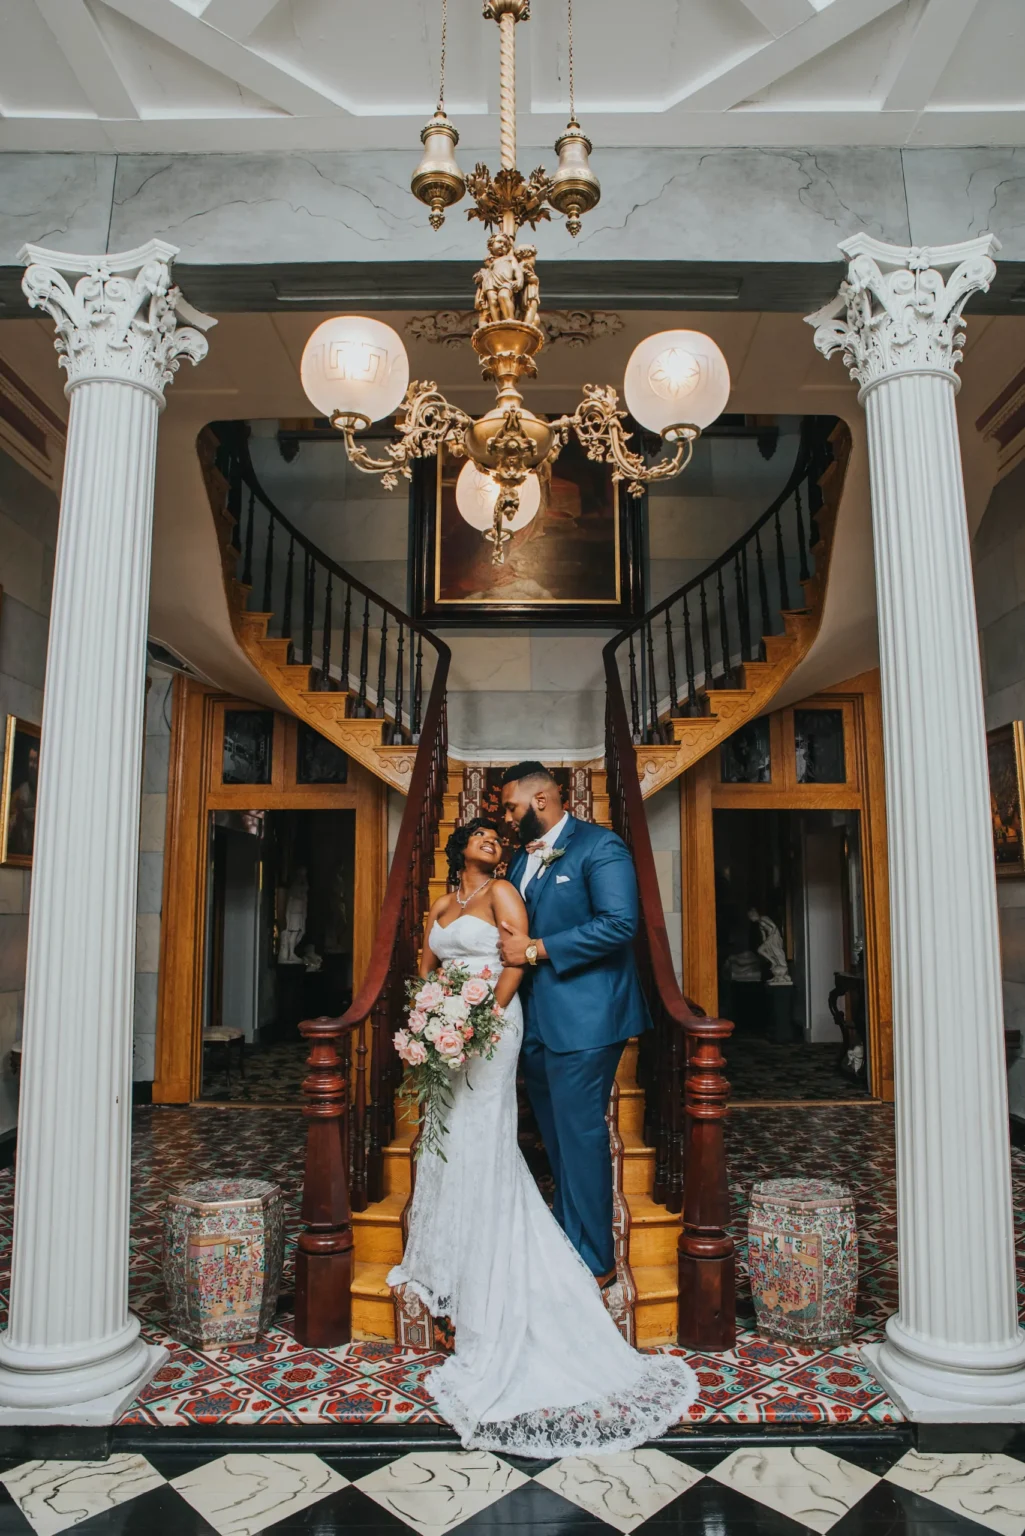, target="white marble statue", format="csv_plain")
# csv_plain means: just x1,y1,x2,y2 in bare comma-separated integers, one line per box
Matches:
747,907,792,987
278,868,309,965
